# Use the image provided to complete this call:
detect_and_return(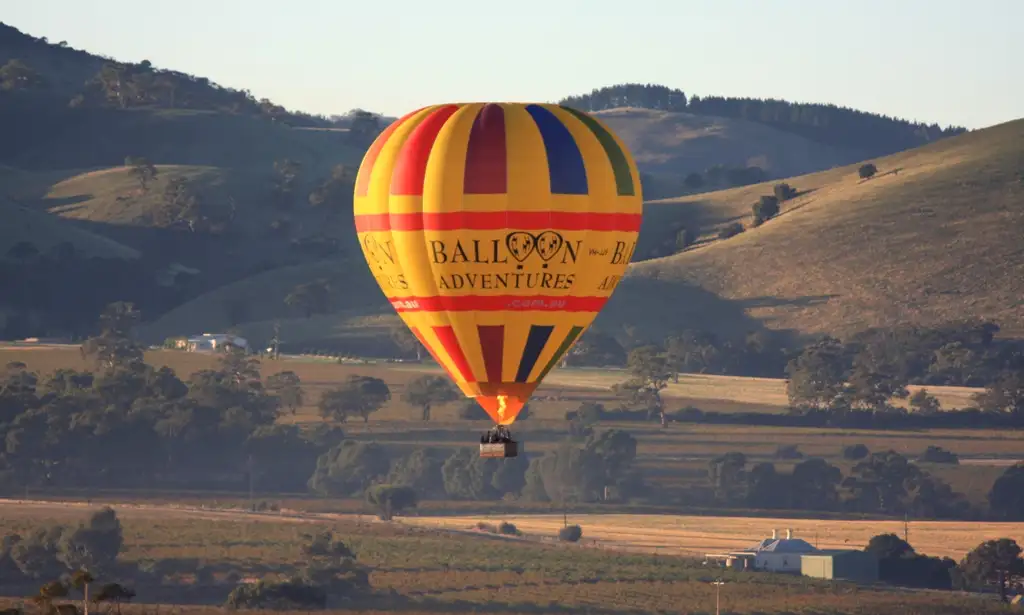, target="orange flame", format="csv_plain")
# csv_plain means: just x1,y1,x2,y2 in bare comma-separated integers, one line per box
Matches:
496,395,508,422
